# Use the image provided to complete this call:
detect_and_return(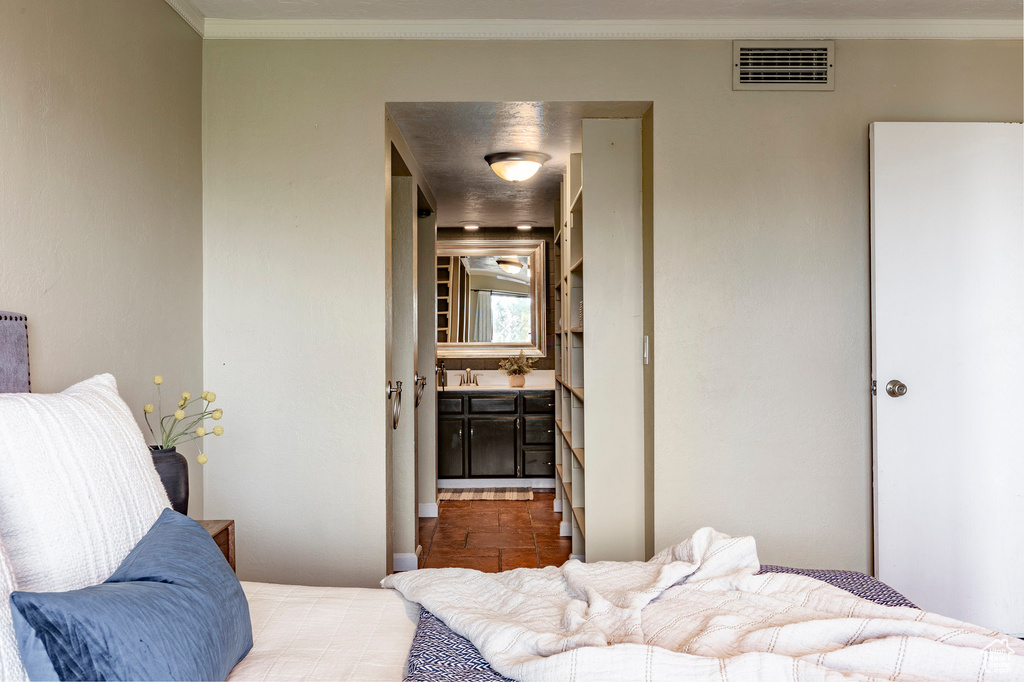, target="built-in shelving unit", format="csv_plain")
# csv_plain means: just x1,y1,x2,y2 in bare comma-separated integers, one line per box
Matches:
437,256,452,343
552,118,646,563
